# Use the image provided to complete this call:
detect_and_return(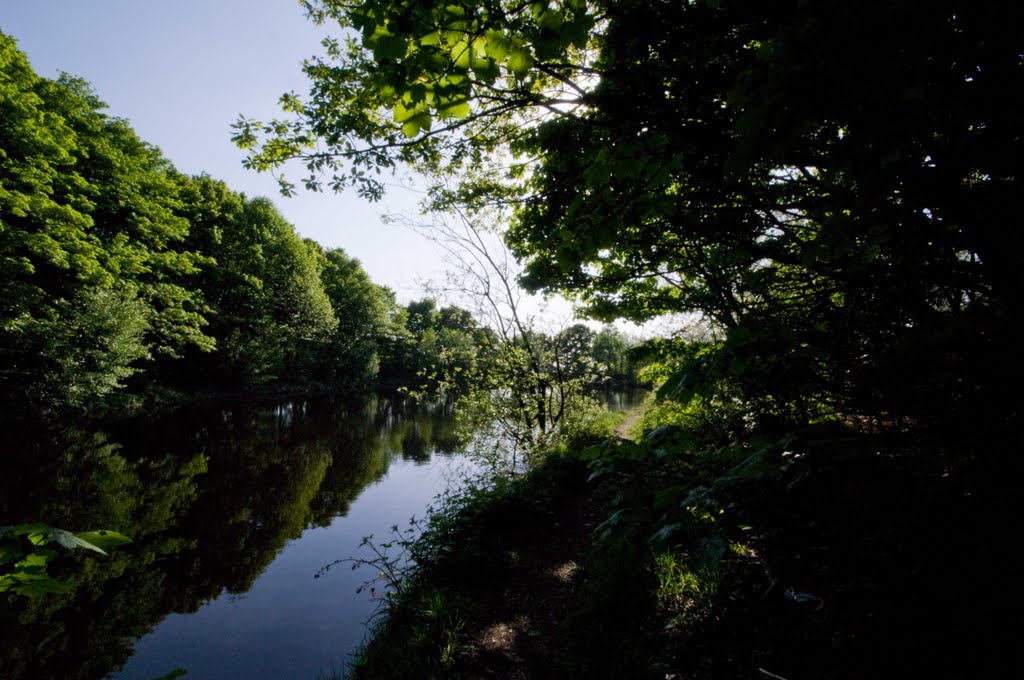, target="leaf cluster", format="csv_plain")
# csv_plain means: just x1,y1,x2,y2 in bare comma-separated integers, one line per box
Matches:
0,523,130,598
